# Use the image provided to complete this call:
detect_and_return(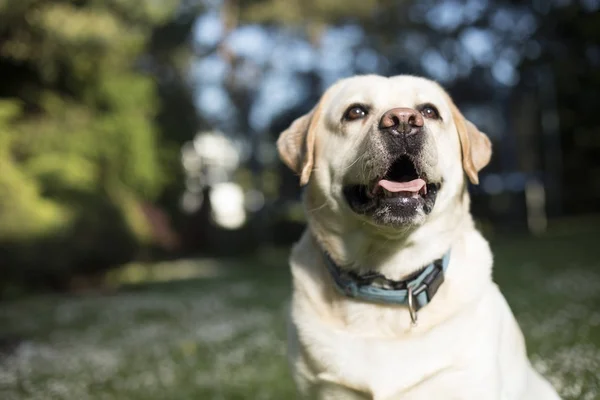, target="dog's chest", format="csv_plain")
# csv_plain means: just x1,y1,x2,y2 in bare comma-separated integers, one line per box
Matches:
294,303,501,399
